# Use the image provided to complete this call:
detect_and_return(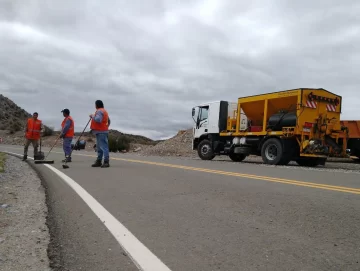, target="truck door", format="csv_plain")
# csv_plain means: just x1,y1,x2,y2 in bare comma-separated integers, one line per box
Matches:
194,106,209,138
